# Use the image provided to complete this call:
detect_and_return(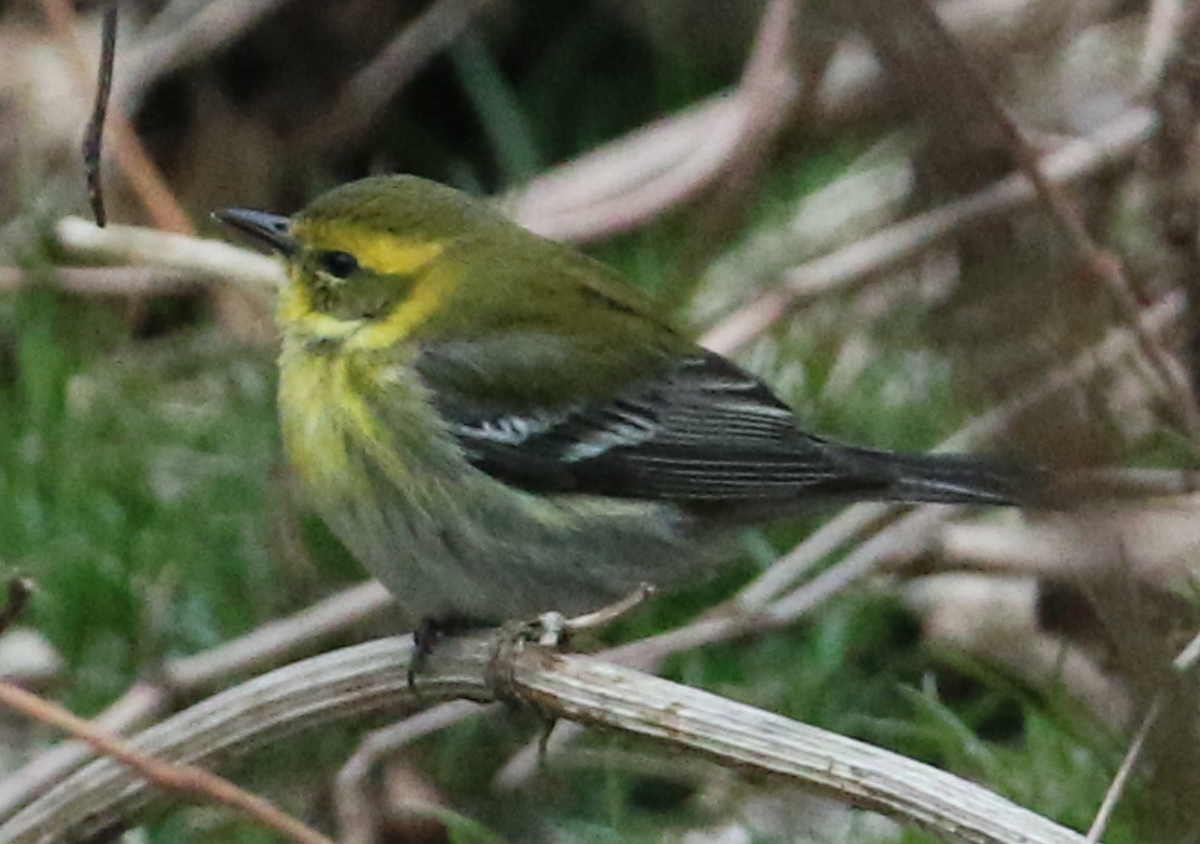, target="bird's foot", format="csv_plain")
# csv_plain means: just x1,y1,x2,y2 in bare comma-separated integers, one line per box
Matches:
409,616,482,688
498,585,655,766
407,585,655,689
